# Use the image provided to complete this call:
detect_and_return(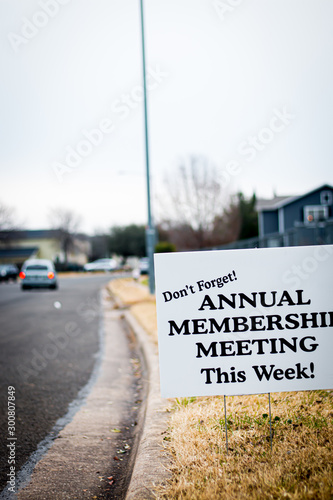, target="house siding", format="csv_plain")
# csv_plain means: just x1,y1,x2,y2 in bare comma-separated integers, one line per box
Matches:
14,238,61,261
283,189,333,230
263,211,279,235
260,186,333,236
